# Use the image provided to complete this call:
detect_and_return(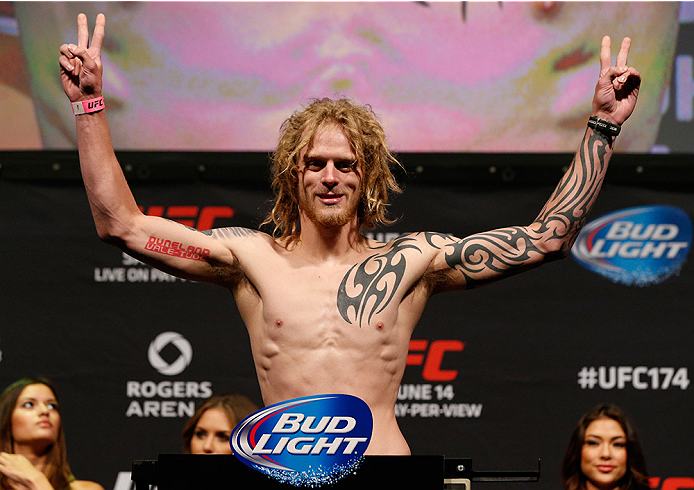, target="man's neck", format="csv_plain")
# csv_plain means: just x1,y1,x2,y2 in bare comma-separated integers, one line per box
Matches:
292,217,366,262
